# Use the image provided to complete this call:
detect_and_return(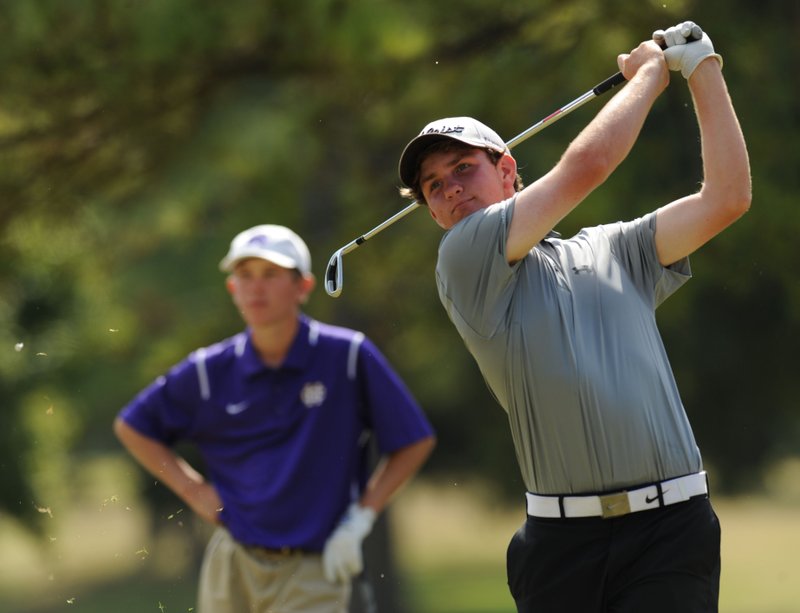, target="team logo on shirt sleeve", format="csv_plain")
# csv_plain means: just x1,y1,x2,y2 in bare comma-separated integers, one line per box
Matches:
300,381,327,409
